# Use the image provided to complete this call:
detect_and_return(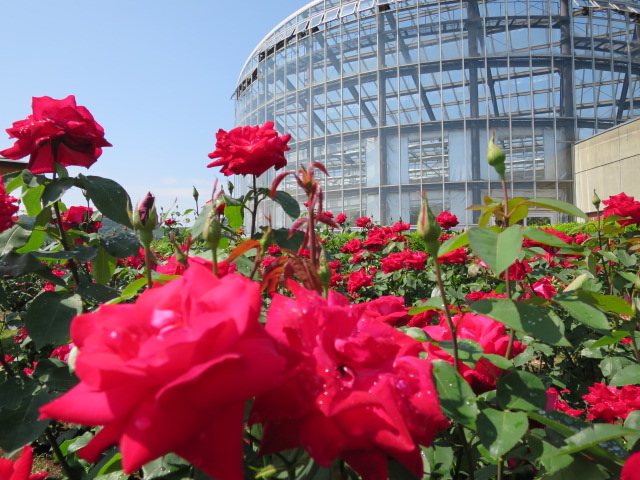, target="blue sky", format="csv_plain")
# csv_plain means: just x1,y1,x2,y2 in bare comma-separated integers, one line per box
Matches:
0,1,310,212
